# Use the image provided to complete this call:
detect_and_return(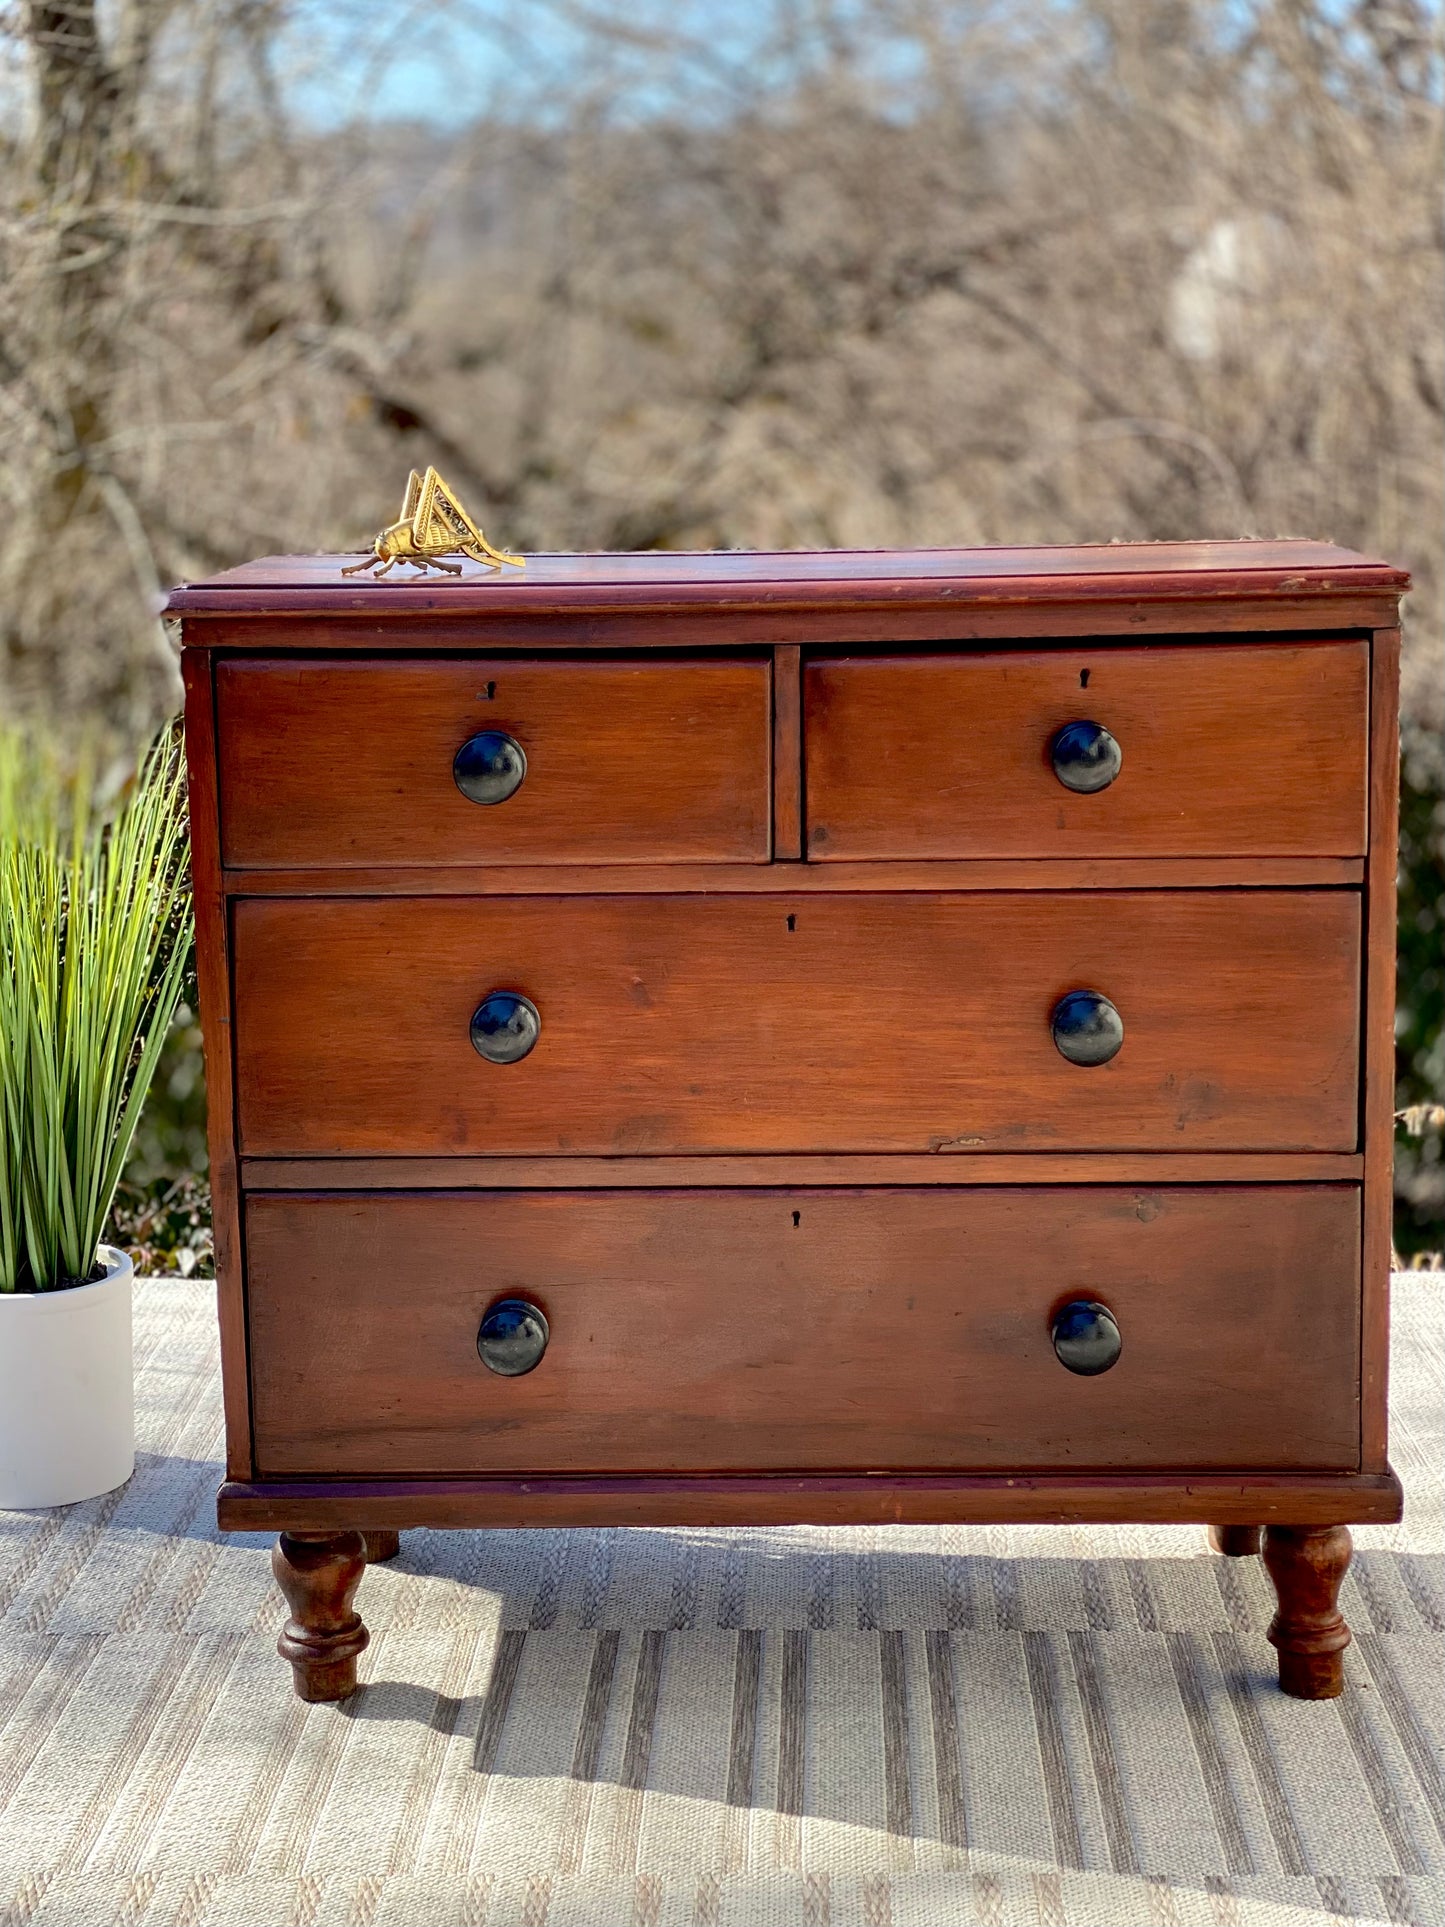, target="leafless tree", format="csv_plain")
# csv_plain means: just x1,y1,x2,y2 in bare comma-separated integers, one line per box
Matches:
3,0,1438,739
10,0,1439,1245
